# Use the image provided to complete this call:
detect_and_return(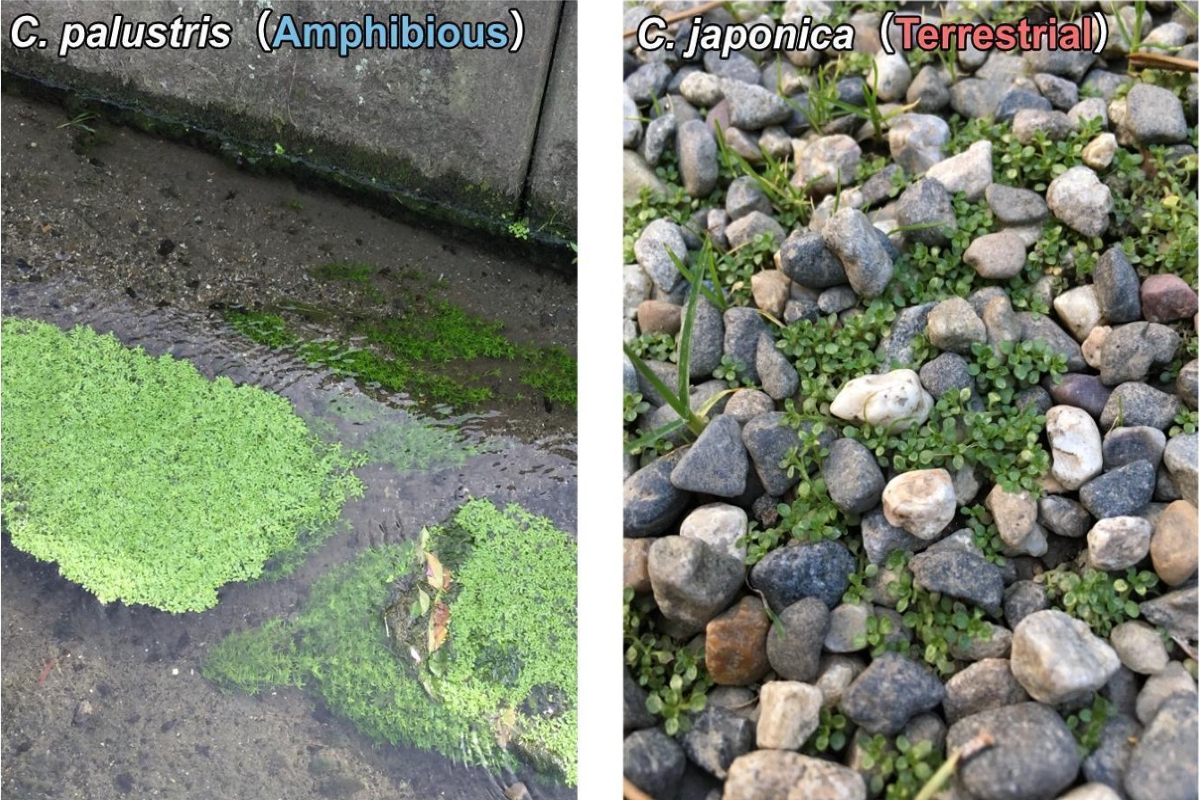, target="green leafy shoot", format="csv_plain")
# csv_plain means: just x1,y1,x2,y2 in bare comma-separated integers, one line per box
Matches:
1,317,364,612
